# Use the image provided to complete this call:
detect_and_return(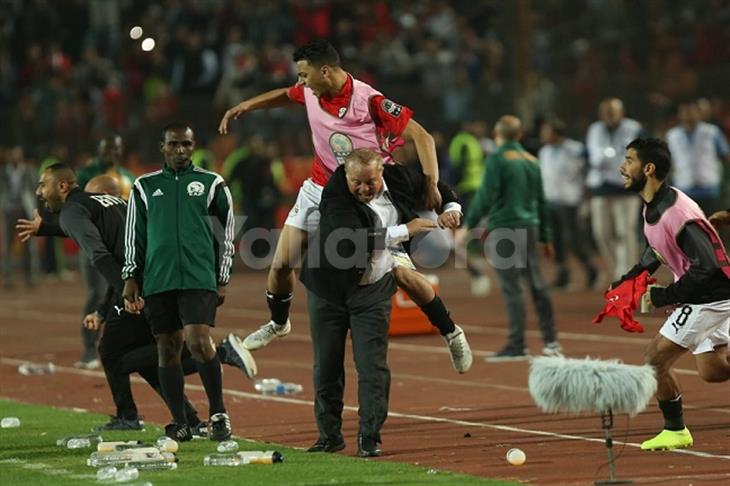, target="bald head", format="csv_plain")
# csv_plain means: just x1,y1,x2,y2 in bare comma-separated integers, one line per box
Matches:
85,174,122,197
494,115,522,142
36,163,78,212
599,98,624,128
